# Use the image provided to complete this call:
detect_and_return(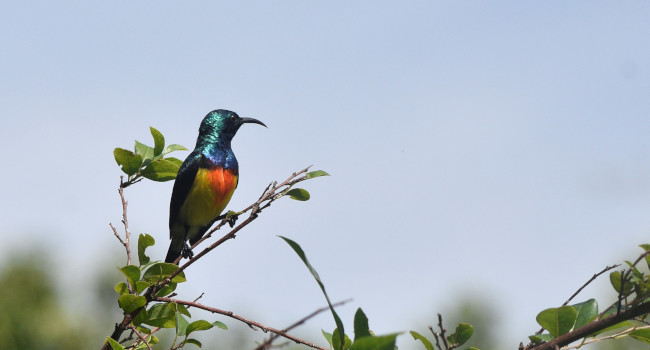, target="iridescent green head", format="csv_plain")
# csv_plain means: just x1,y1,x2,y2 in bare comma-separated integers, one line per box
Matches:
198,109,266,145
